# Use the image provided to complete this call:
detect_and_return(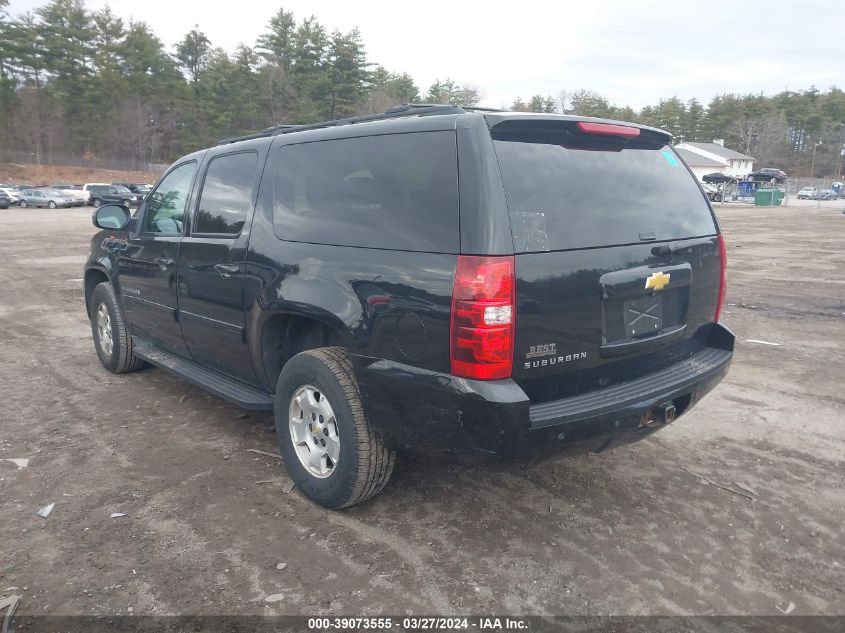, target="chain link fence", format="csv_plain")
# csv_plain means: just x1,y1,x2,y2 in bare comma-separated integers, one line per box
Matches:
706,176,844,207
0,148,165,174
